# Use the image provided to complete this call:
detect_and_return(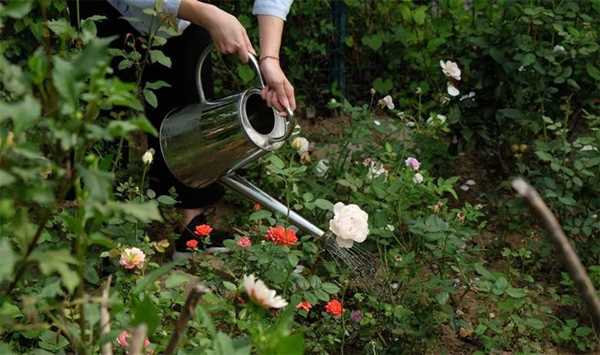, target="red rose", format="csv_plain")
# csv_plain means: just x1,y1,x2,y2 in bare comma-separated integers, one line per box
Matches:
325,299,343,317
186,239,199,250
265,226,297,246
296,301,312,312
194,224,213,237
